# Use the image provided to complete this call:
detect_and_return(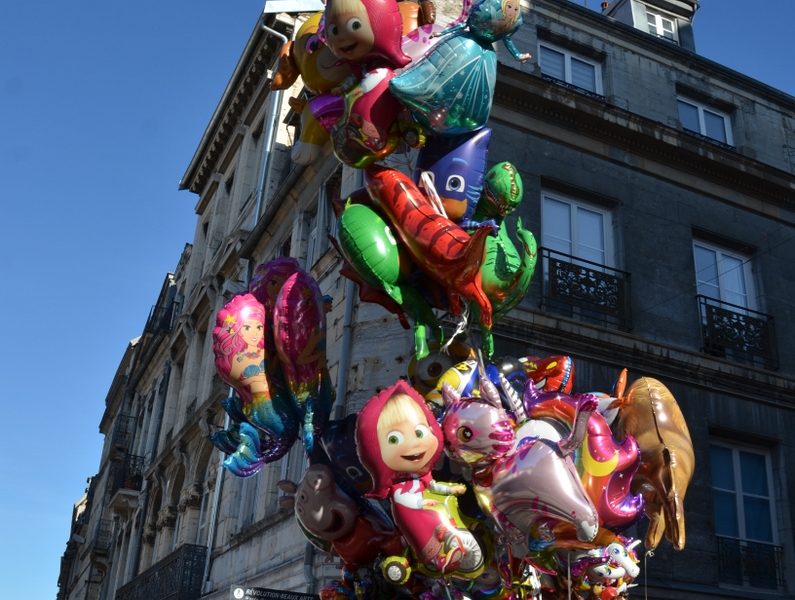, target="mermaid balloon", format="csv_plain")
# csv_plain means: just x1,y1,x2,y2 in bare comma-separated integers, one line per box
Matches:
390,0,530,134
212,293,299,462
273,271,335,454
